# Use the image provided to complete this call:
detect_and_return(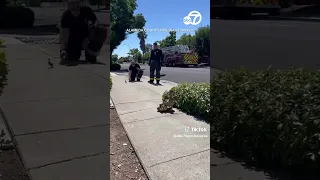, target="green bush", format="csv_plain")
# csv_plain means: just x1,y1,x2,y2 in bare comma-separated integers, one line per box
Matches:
110,74,112,91
0,40,9,149
110,63,121,71
210,67,320,172
163,67,320,173
28,0,41,7
162,83,210,119
0,40,8,96
0,6,34,28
